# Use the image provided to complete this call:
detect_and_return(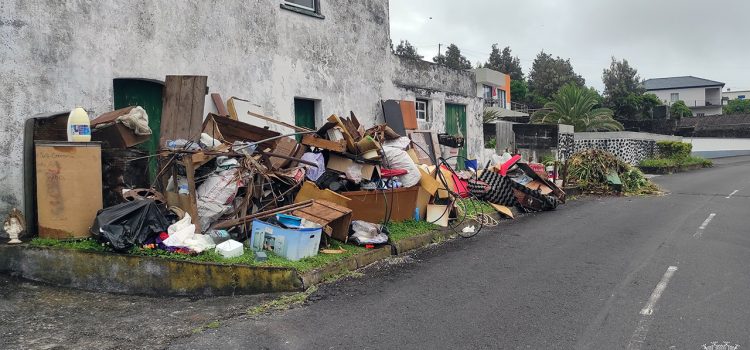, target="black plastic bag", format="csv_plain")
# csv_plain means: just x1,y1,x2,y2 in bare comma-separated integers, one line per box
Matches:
90,200,169,252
